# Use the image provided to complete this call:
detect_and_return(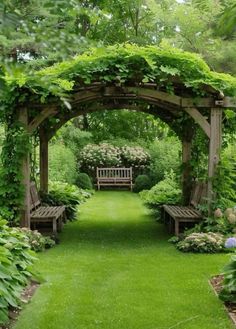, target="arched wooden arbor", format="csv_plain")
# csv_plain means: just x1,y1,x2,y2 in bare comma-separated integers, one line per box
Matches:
20,82,236,227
